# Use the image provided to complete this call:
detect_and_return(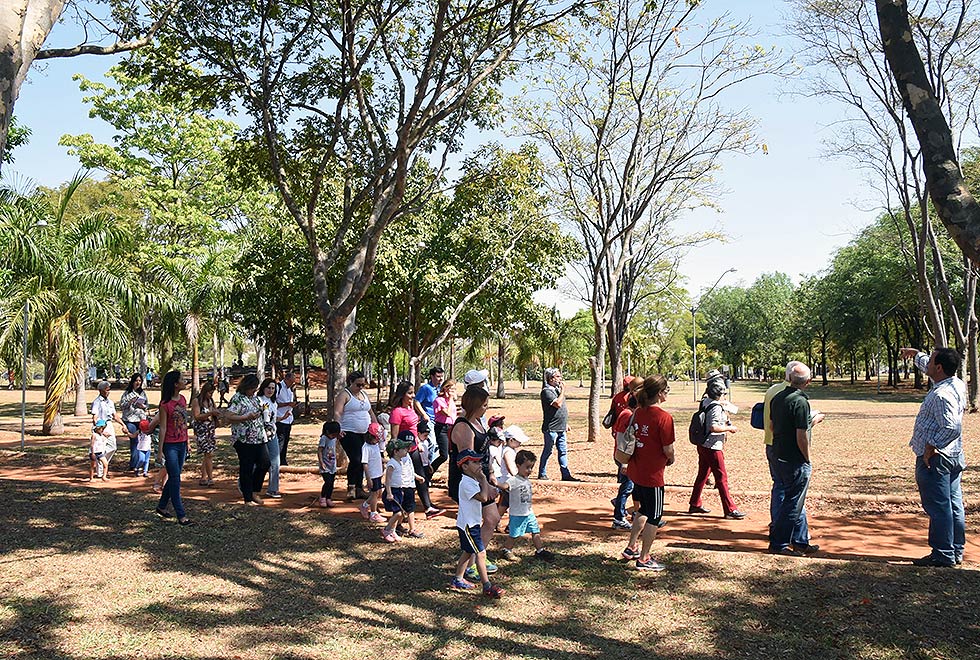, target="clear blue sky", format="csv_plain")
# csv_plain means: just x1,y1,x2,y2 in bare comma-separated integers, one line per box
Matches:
11,1,876,314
